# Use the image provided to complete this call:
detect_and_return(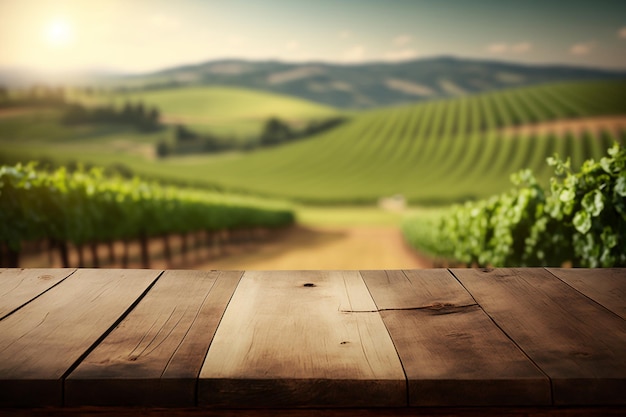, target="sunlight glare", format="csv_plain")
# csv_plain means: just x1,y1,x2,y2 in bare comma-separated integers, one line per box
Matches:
44,17,73,47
